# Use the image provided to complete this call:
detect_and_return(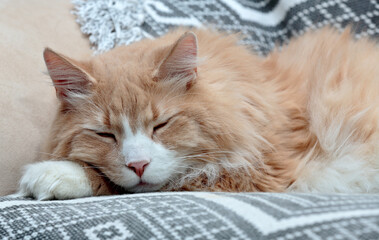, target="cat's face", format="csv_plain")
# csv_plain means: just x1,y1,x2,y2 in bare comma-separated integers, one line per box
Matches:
44,32,233,192
63,83,210,193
